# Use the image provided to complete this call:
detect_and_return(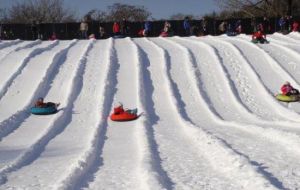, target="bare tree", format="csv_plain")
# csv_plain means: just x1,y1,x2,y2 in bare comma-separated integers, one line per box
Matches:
214,0,300,17
0,8,8,23
8,0,77,23
106,3,151,22
85,9,107,22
